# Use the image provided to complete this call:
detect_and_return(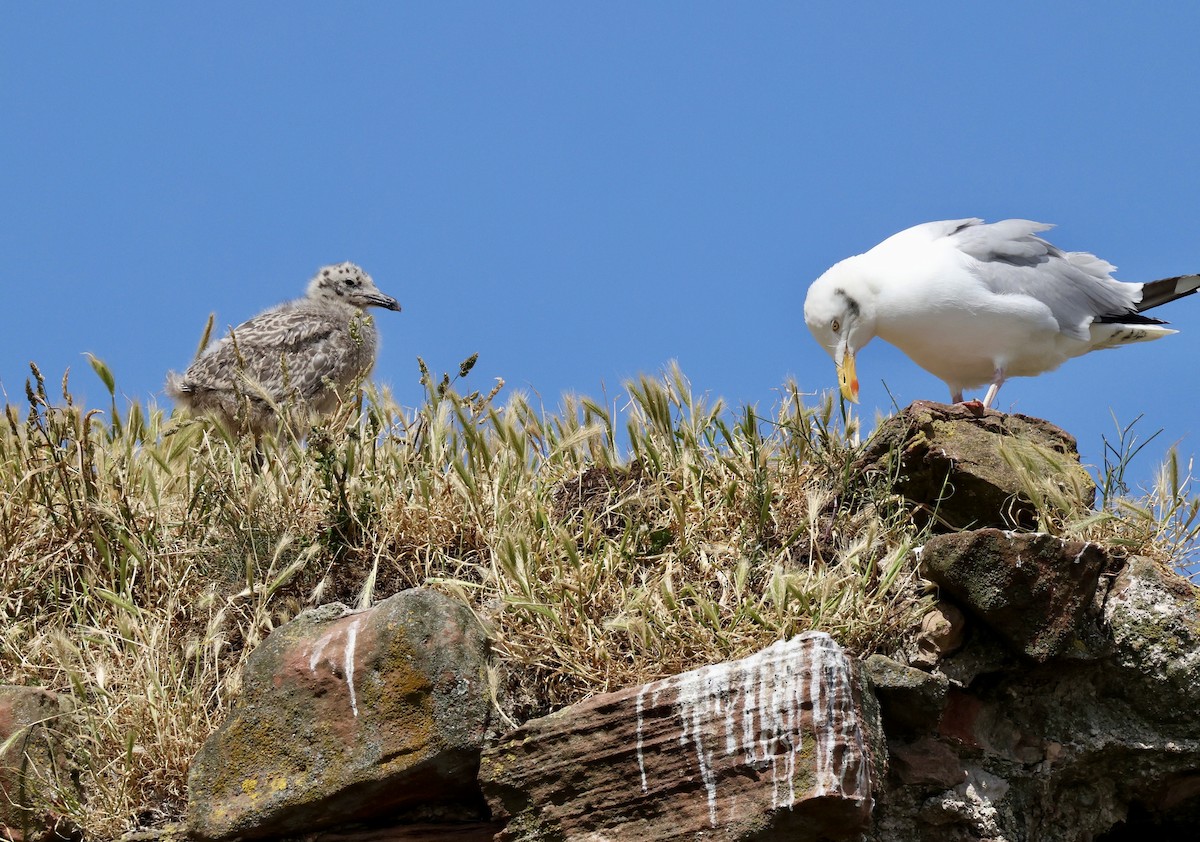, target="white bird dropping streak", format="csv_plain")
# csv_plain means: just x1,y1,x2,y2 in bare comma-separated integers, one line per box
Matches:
810,633,869,798
633,632,864,828
305,616,365,718
344,618,361,718
636,685,650,793
810,639,832,796
677,667,722,826
308,633,331,674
